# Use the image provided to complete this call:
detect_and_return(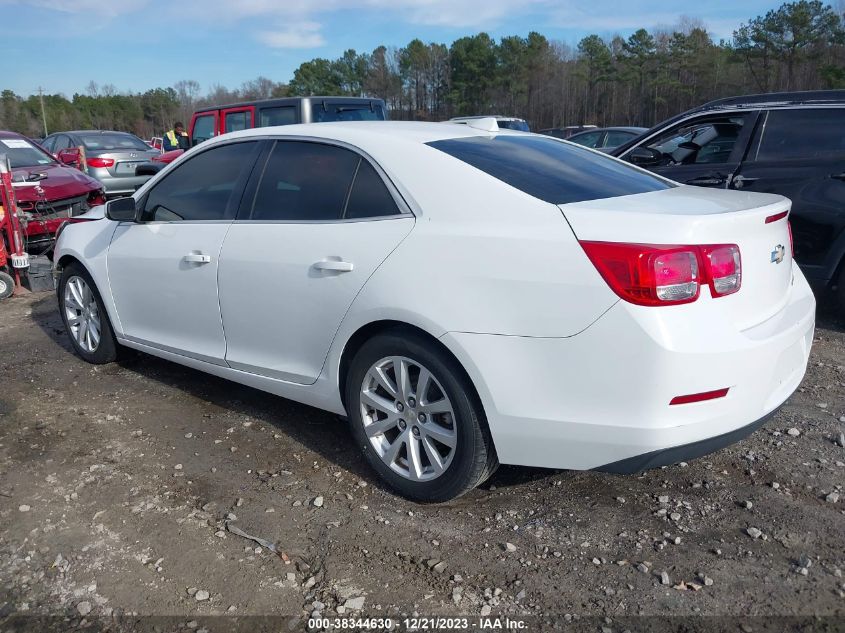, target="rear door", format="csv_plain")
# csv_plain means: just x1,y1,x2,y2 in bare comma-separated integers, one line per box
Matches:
621,112,759,188
729,107,845,285
222,106,256,133
217,139,414,384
